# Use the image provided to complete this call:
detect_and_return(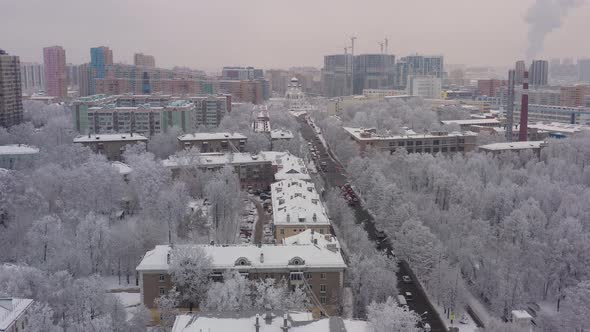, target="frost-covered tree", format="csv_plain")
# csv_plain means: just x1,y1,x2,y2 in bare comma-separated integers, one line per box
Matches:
204,271,253,311
367,297,422,332
205,167,243,244
393,218,441,281
168,246,212,307
148,126,183,159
